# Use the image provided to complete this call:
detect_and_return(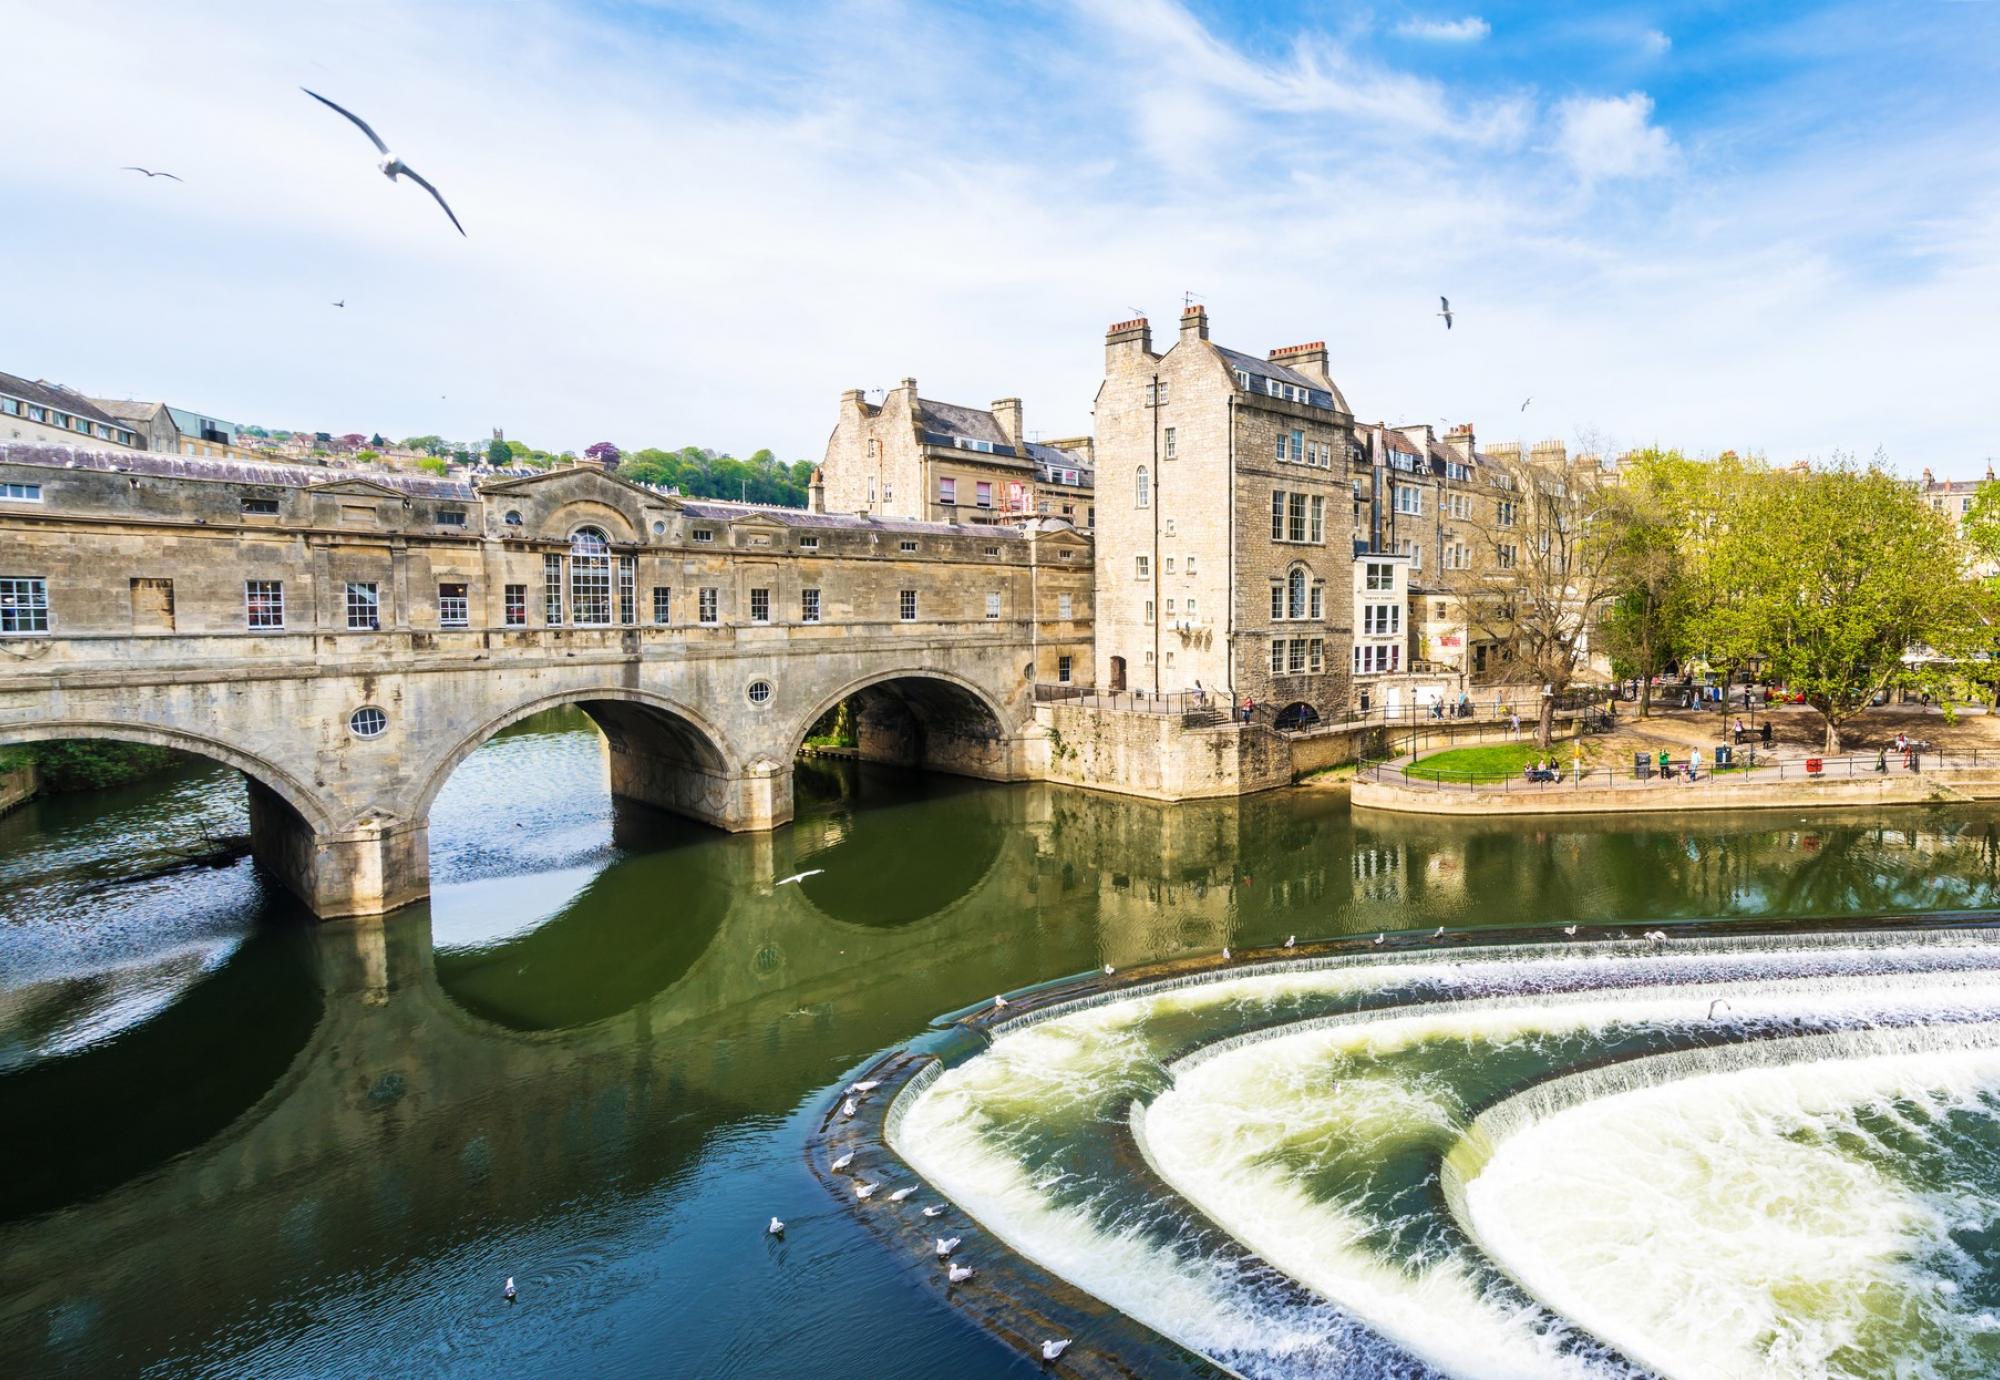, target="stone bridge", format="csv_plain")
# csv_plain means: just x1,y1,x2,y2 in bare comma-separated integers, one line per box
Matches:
0,444,1093,916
